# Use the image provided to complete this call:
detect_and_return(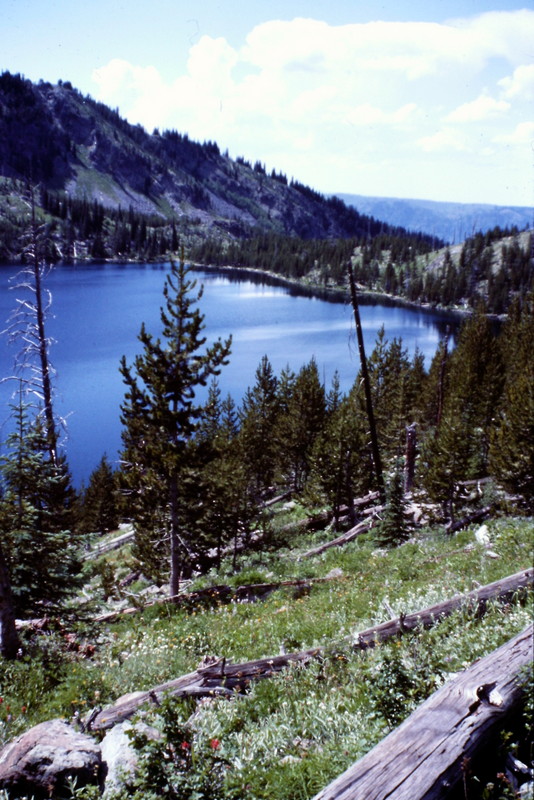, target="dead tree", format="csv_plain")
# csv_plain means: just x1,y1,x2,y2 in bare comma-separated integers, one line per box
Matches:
3,187,59,463
312,624,533,800
87,567,532,731
347,264,386,504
